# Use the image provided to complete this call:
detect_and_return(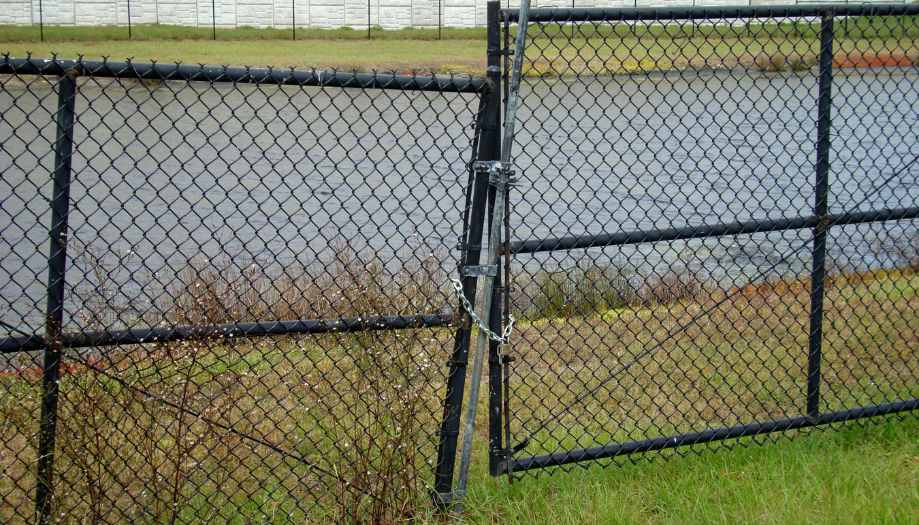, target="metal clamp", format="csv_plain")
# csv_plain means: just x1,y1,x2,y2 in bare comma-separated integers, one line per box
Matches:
472,160,517,188
461,264,498,277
